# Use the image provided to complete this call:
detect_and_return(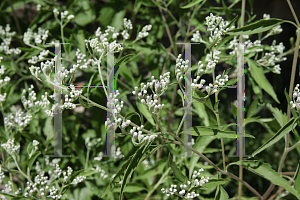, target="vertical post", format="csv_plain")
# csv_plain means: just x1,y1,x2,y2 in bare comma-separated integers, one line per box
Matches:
184,43,193,157
175,42,200,158
46,42,70,157
106,44,116,157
